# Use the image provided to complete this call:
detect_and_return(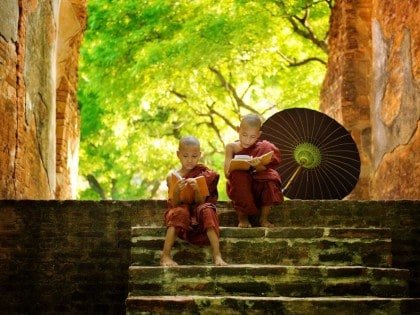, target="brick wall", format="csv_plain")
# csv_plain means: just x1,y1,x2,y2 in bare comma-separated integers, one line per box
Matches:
320,0,373,199
0,200,163,314
370,0,420,199
0,0,85,200
55,0,86,199
320,0,420,199
0,200,419,313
